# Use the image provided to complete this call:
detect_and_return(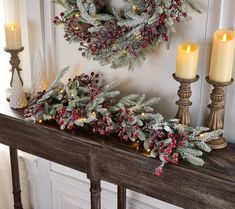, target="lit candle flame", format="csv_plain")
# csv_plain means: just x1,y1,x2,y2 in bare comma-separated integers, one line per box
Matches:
186,45,191,54
10,25,15,30
222,33,227,41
